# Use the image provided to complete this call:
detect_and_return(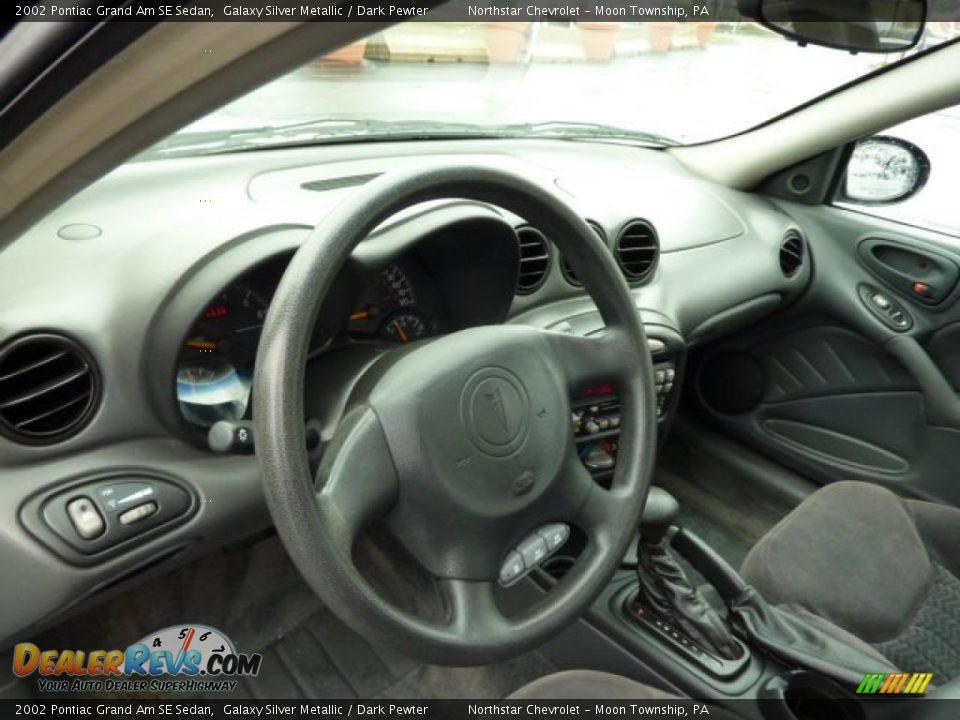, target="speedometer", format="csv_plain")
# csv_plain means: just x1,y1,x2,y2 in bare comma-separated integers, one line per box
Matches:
177,284,268,429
